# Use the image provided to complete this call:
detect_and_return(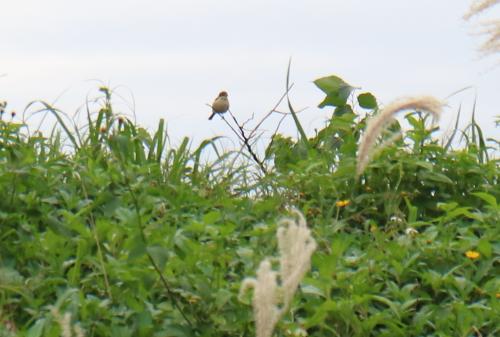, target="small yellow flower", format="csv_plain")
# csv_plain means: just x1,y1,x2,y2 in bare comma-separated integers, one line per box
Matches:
465,250,480,260
496,293,500,299
370,224,377,233
336,200,350,208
